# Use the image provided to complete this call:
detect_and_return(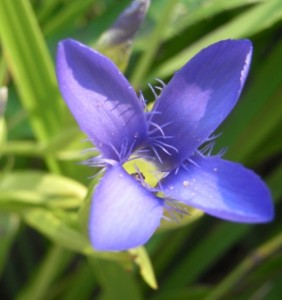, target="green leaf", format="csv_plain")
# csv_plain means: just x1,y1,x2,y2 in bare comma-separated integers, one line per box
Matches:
2,127,87,160
17,245,73,300
0,57,8,85
0,0,63,172
152,225,195,277
43,0,94,36
55,259,97,300
0,87,7,153
90,257,143,300
152,286,210,300
0,0,62,140
23,208,134,267
129,247,158,289
150,0,282,81
131,0,178,88
231,86,282,163
0,171,87,210
204,232,282,300
137,0,266,49
267,163,282,201
23,208,92,254
0,213,19,276
163,222,249,289
163,0,267,40
0,118,6,154
217,39,282,163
